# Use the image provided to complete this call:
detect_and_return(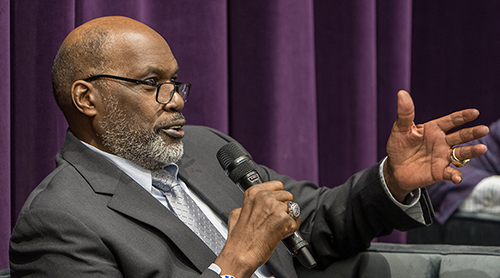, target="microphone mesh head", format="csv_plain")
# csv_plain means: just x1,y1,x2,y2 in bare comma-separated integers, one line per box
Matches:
217,142,251,170
217,142,257,185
